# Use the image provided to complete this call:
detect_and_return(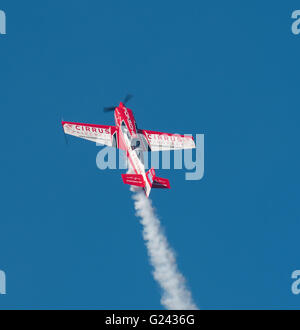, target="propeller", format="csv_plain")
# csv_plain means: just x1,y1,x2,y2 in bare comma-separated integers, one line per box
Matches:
123,94,133,105
103,106,116,112
103,94,133,112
